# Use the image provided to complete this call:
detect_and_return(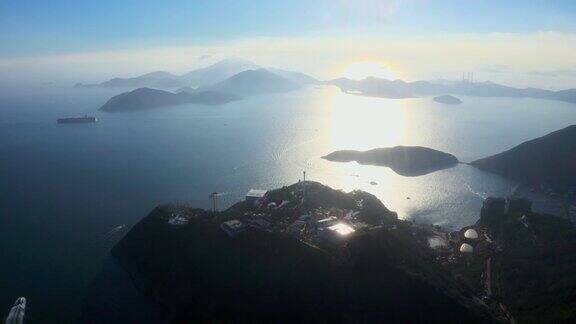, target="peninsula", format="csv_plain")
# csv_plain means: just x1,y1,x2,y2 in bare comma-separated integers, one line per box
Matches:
81,181,576,323
102,182,491,322
470,125,576,185
322,146,458,176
